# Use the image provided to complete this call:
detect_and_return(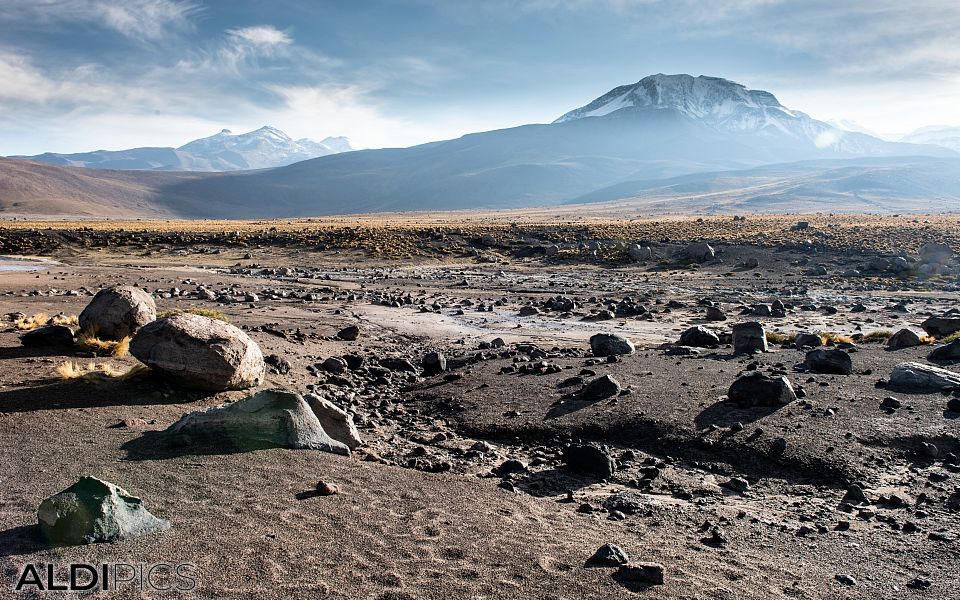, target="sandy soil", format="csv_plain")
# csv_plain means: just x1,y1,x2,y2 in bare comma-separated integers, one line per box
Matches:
0,217,958,599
